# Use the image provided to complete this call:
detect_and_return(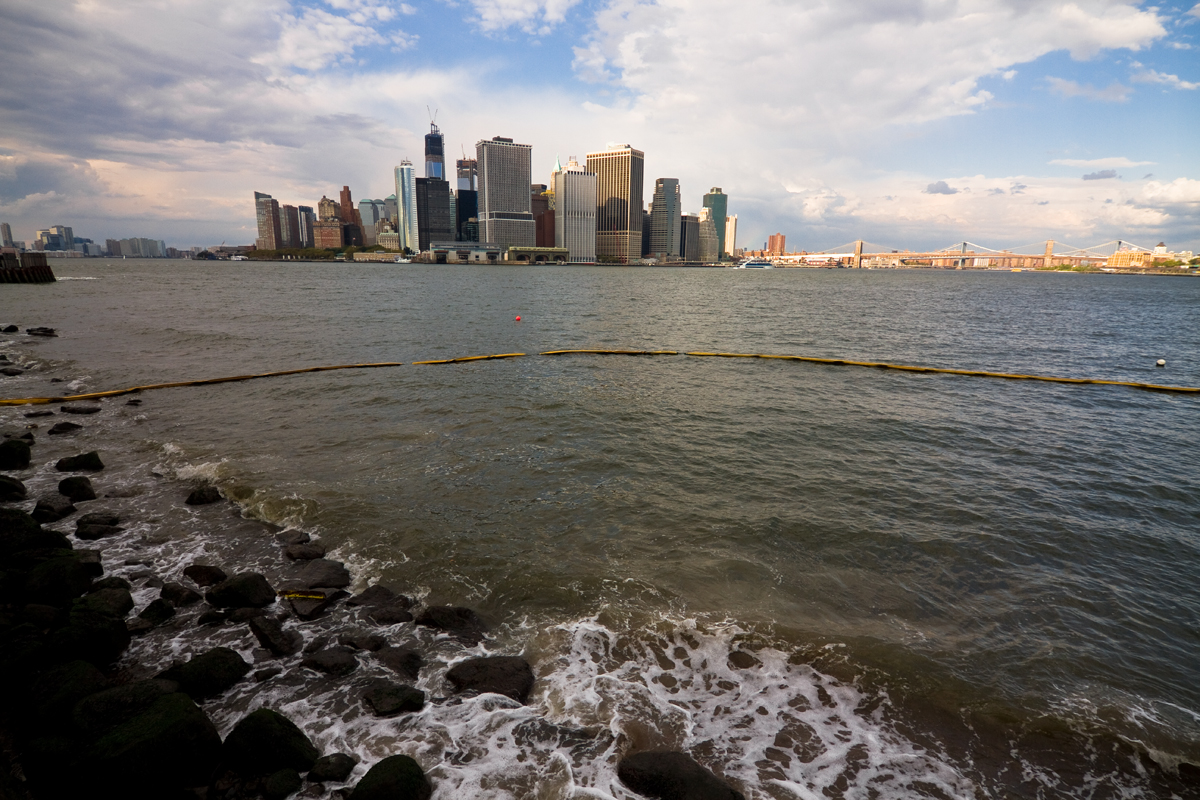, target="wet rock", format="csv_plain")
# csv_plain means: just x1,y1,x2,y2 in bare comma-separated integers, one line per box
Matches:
26,327,57,337
255,666,283,682
183,563,227,587
205,572,276,608
74,548,103,577
727,651,758,670
61,404,102,415
58,475,97,501
25,409,55,418
369,606,414,625
415,606,487,643
25,553,93,606
29,659,109,722
250,616,303,656
222,707,319,775
1,507,70,554
32,495,77,524
446,656,535,704
85,692,222,793
285,587,345,621
89,575,131,592
22,603,62,628
75,523,123,541
309,753,358,783
346,584,412,608
48,421,82,435
138,598,176,626
125,398,141,406
616,751,746,800
127,618,154,636
338,630,386,651
303,634,331,655
197,609,228,626
56,451,104,472
0,367,24,376
300,646,358,677
84,587,134,618
47,606,132,666
73,679,179,738
78,511,119,527
2,429,33,441
0,438,31,469
158,646,251,700
277,530,310,545
131,571,163,588
185,485,221,505
348,754,431,800
161,582,202,607
264,767,304,800
229,606,268,622
0,474,27,501
290,558,350,590
2,324,16,332
363,680,425,717
284,541,326,561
